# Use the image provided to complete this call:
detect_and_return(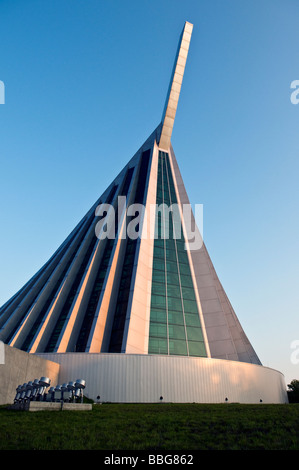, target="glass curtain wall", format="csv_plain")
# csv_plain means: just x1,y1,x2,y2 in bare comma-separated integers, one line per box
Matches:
148,151,207,357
